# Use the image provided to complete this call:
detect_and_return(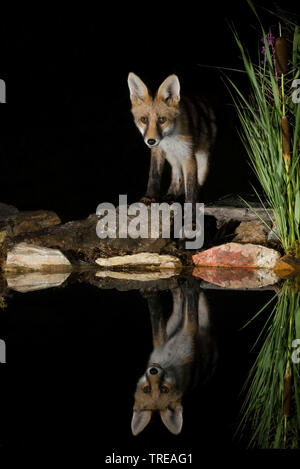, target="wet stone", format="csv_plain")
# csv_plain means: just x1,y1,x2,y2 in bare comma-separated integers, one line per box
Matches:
0,203,19,219
193,266,279,289
7,213,173,266
4,242,72,271
0,209,61,237
6,271,71,292
192,242,281,269
274,254,300,273
233,220,269,245
95,252,182,270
